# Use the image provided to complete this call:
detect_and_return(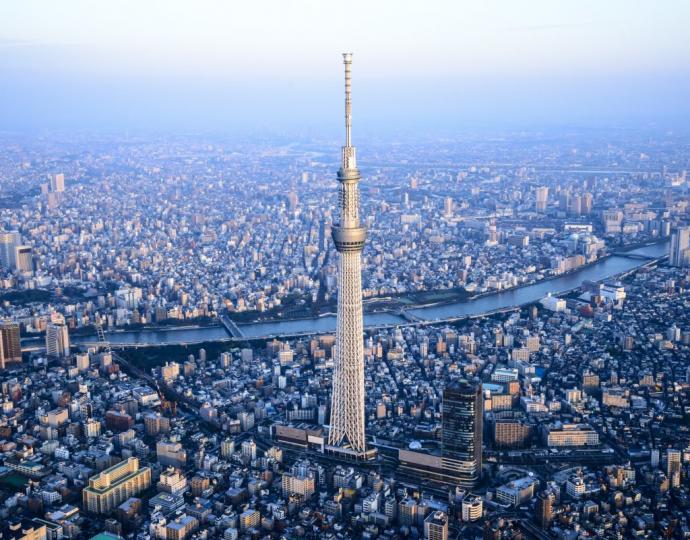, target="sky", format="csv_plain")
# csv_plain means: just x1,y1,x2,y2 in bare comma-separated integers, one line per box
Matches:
1,0,689,136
